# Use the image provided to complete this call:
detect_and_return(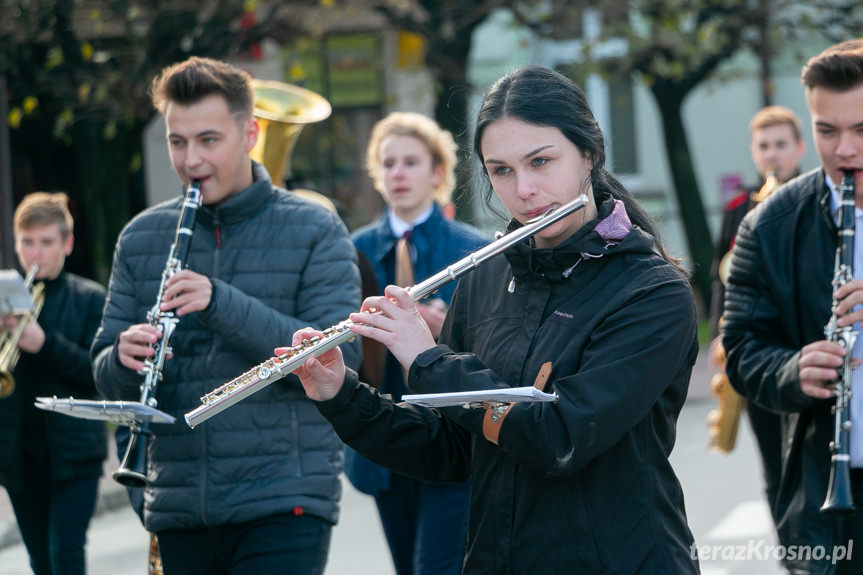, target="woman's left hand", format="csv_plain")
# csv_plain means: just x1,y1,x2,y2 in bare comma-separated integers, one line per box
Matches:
350,285,436,369
417,298,448,339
